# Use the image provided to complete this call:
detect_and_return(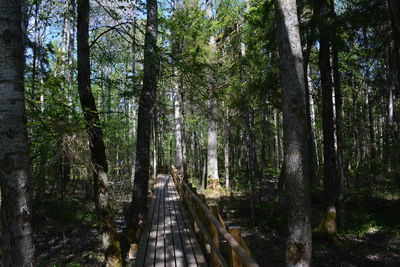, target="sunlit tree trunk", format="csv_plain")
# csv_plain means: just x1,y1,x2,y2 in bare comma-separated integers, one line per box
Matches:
77,0,122,265
152,110,157,180
0,0,35,265
303,31,317,187
181,94,189,179
174,81,184,174
274,0,312,265
224,109,230,188
205,0,220,191
307,66,319,168
207,98,220,189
